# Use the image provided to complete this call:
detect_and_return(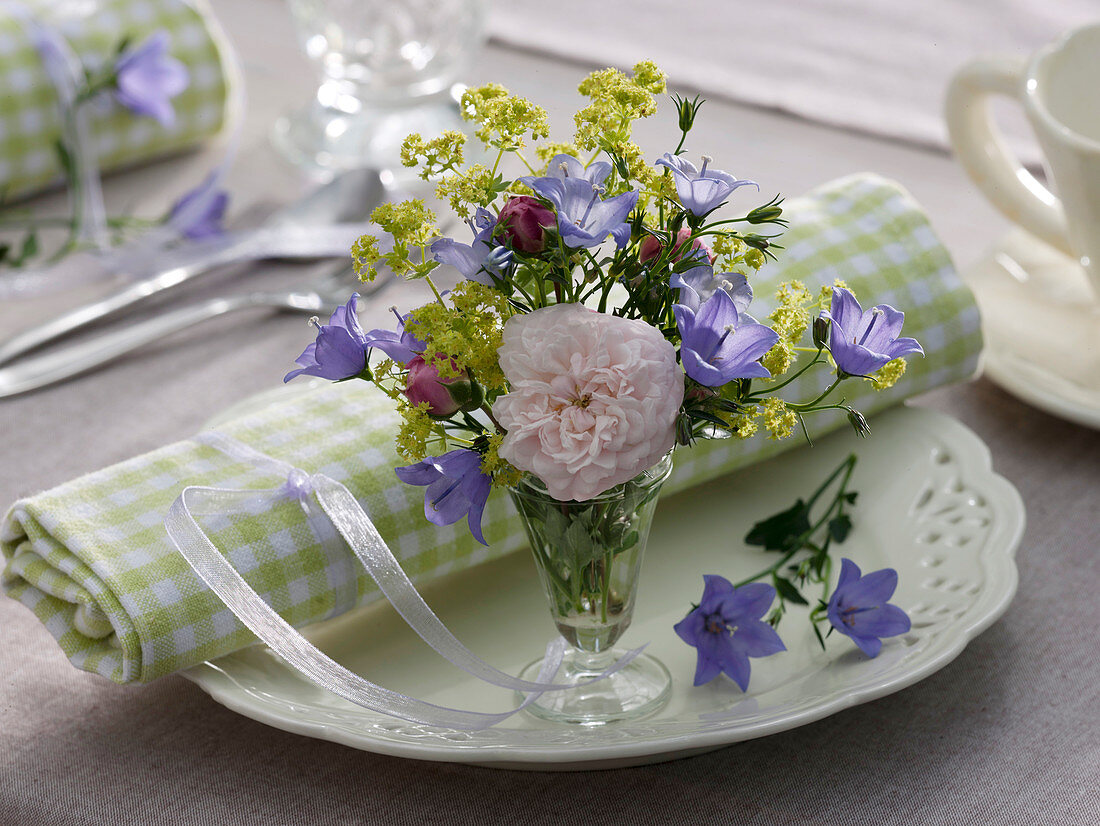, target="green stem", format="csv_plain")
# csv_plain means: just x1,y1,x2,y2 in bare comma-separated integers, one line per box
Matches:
733,455,857,588
747,350,824,397
788,377,843,412
480,404,505,433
